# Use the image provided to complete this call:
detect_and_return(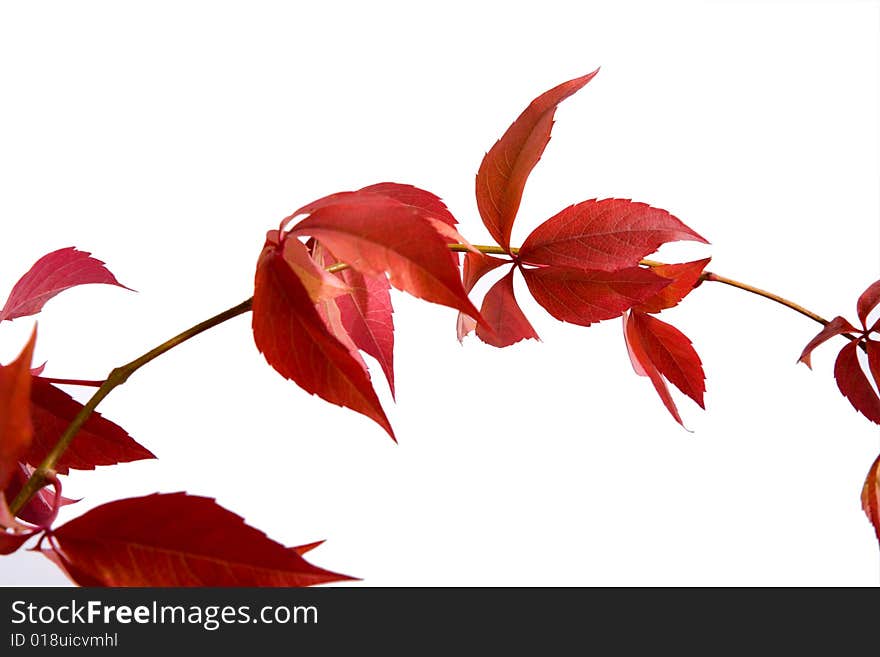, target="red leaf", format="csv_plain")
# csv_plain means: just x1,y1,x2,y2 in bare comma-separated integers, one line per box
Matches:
522,265,668,326
0,529,34,555
267,231,349,304
834,341,880,424
3,464,75,528
457,252,510,341
861,454,880,544
476,269,539,348
635,258,711,314
313,242,396,397
0,329,36,491
0,248,130,322
289,194,482,321
476,70,599,251
358,182,457,227
519,199,707,271
867,341,880,392
797,316,859,369
48,493,354,586
624,312,683,425
252,239,394,439
856,280,880,329
627,312,705,409
26,376,155,474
